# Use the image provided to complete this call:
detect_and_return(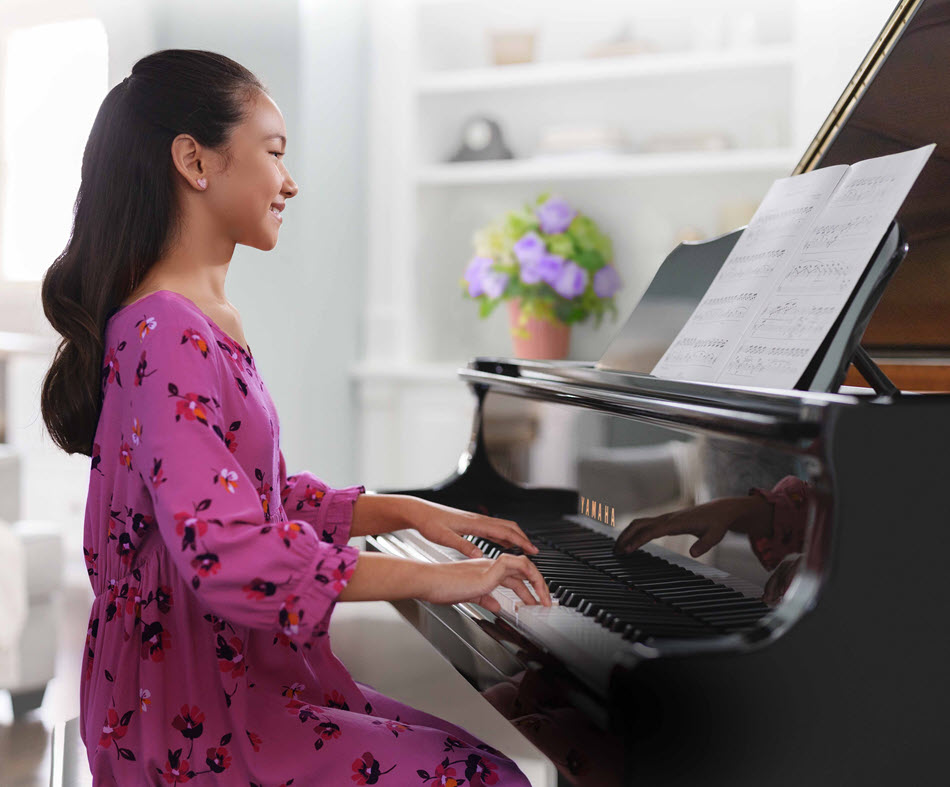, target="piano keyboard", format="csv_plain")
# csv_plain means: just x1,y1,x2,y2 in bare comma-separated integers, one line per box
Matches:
484,518,772,640
382,516,771,695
